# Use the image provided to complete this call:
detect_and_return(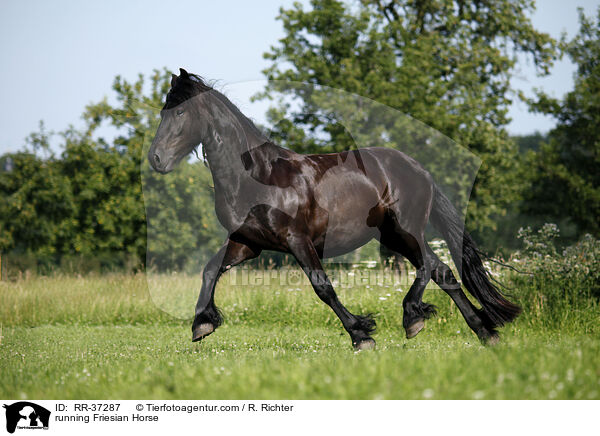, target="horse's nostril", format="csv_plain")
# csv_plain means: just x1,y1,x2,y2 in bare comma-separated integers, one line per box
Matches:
154,154,161,165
